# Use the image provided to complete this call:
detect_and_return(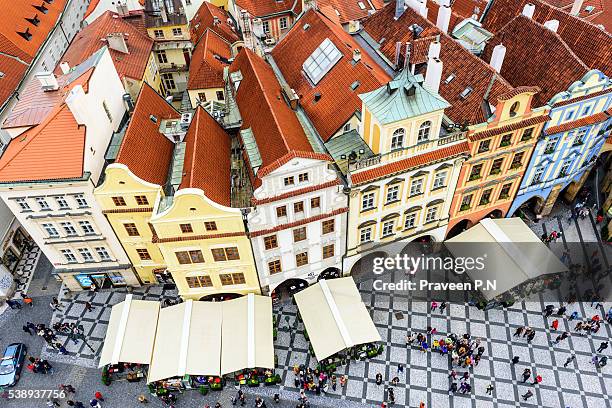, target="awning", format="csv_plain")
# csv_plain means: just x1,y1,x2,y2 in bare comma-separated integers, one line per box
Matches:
146,293,274,383
445,217,568,300
294,277,381,361
98,295,160,368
